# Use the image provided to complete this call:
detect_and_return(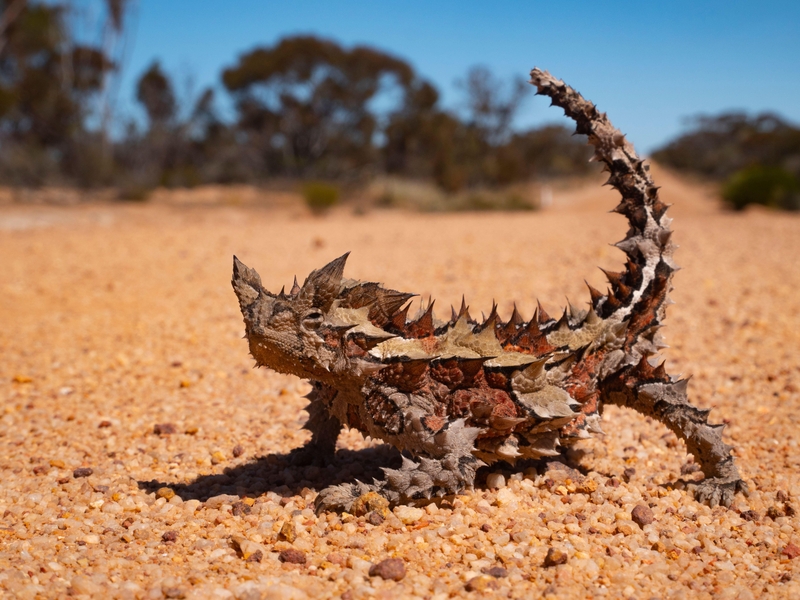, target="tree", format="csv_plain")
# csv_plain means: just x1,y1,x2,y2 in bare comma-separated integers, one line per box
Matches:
0,2,109,145
383,80,441,175
0,0,125,185
458,66,528,146
222,35,416,178
136,61,176,127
